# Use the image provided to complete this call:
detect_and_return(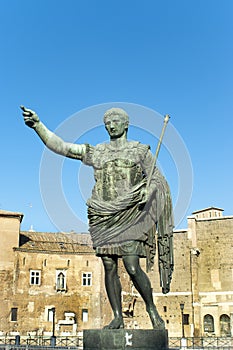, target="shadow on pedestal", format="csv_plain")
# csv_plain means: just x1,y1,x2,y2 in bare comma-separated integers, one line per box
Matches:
83,329,168,350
